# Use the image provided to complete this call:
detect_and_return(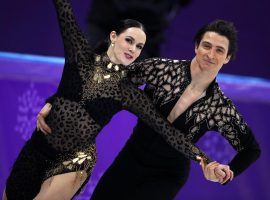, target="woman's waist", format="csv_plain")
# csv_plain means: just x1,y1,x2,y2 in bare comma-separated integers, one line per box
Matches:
30,130,97,158
50,96,121,126
48,97,99,125
39,99,102,152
